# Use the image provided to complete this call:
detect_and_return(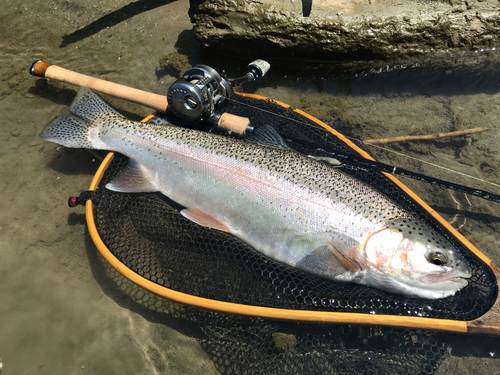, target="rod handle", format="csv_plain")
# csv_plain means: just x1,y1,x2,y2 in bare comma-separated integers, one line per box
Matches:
30,60,168,113
30,60,252,134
